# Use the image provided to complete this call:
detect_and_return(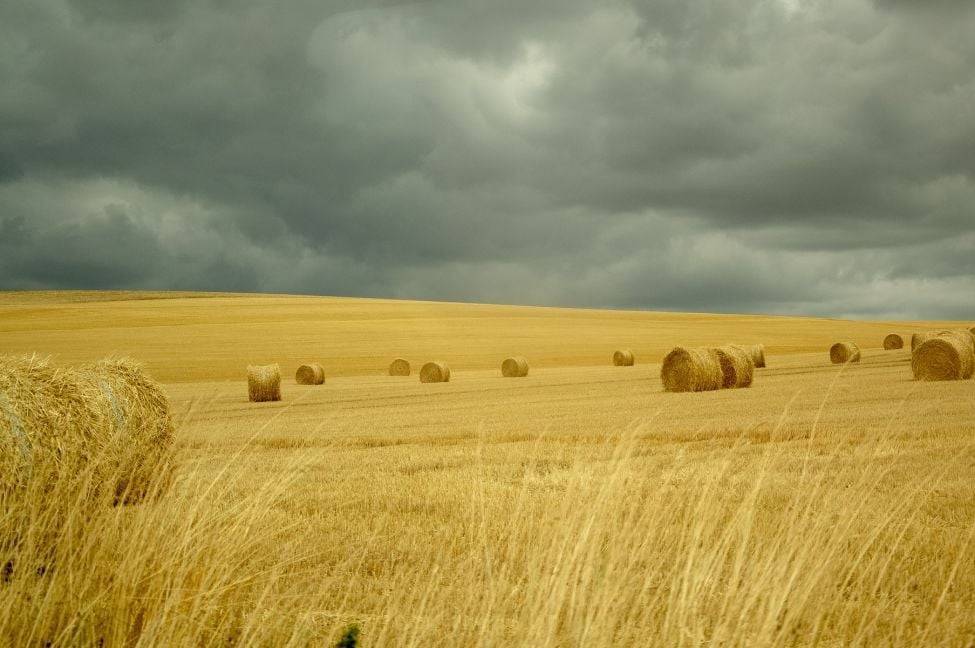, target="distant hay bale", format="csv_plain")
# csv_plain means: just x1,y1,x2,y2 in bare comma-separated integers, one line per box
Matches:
829,342,861,364
0,354,174,504
883,334,904,350
501,356,529,378
912,331,975,381
612,349,635,366
714,345,754,389
419,361,450,383
295,363,325,385
389,358,411,376
248,364,282,402
660,346,723,393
